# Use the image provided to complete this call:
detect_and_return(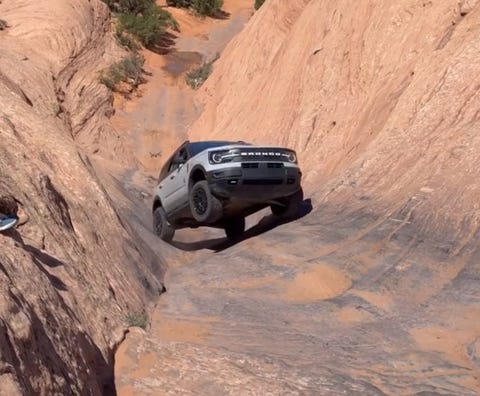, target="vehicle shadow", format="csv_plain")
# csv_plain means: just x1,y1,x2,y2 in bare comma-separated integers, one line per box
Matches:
171,199,313,252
